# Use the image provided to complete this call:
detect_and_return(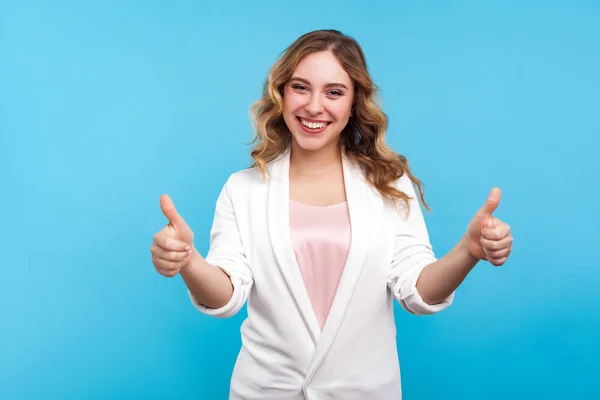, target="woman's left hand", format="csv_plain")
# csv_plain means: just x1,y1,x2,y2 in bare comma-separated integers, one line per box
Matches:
466,187,513,266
